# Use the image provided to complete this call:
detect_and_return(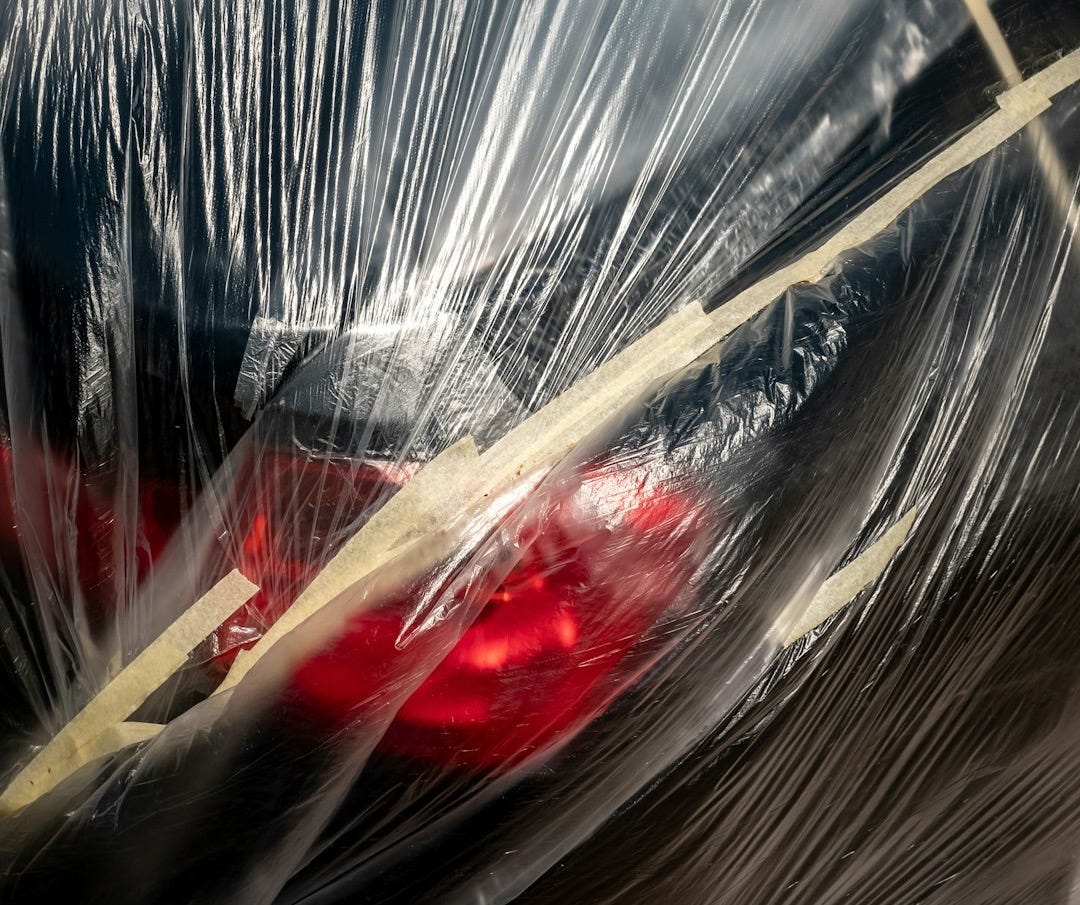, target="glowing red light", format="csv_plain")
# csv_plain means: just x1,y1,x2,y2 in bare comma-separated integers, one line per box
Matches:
0,440,706,769
207,454,406,670
286,465,706,768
